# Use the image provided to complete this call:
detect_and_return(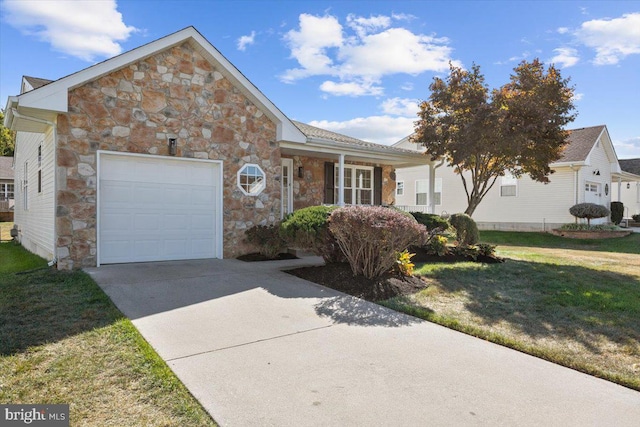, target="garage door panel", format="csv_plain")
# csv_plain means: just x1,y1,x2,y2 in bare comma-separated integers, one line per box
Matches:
99,153,221,264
